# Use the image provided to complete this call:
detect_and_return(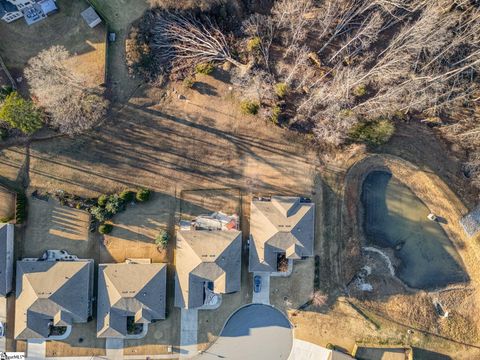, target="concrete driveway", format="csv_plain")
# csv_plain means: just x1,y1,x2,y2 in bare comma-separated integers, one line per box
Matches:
252,272,270,304
180,308,198,358
27,339,46,359
197,304,292,360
